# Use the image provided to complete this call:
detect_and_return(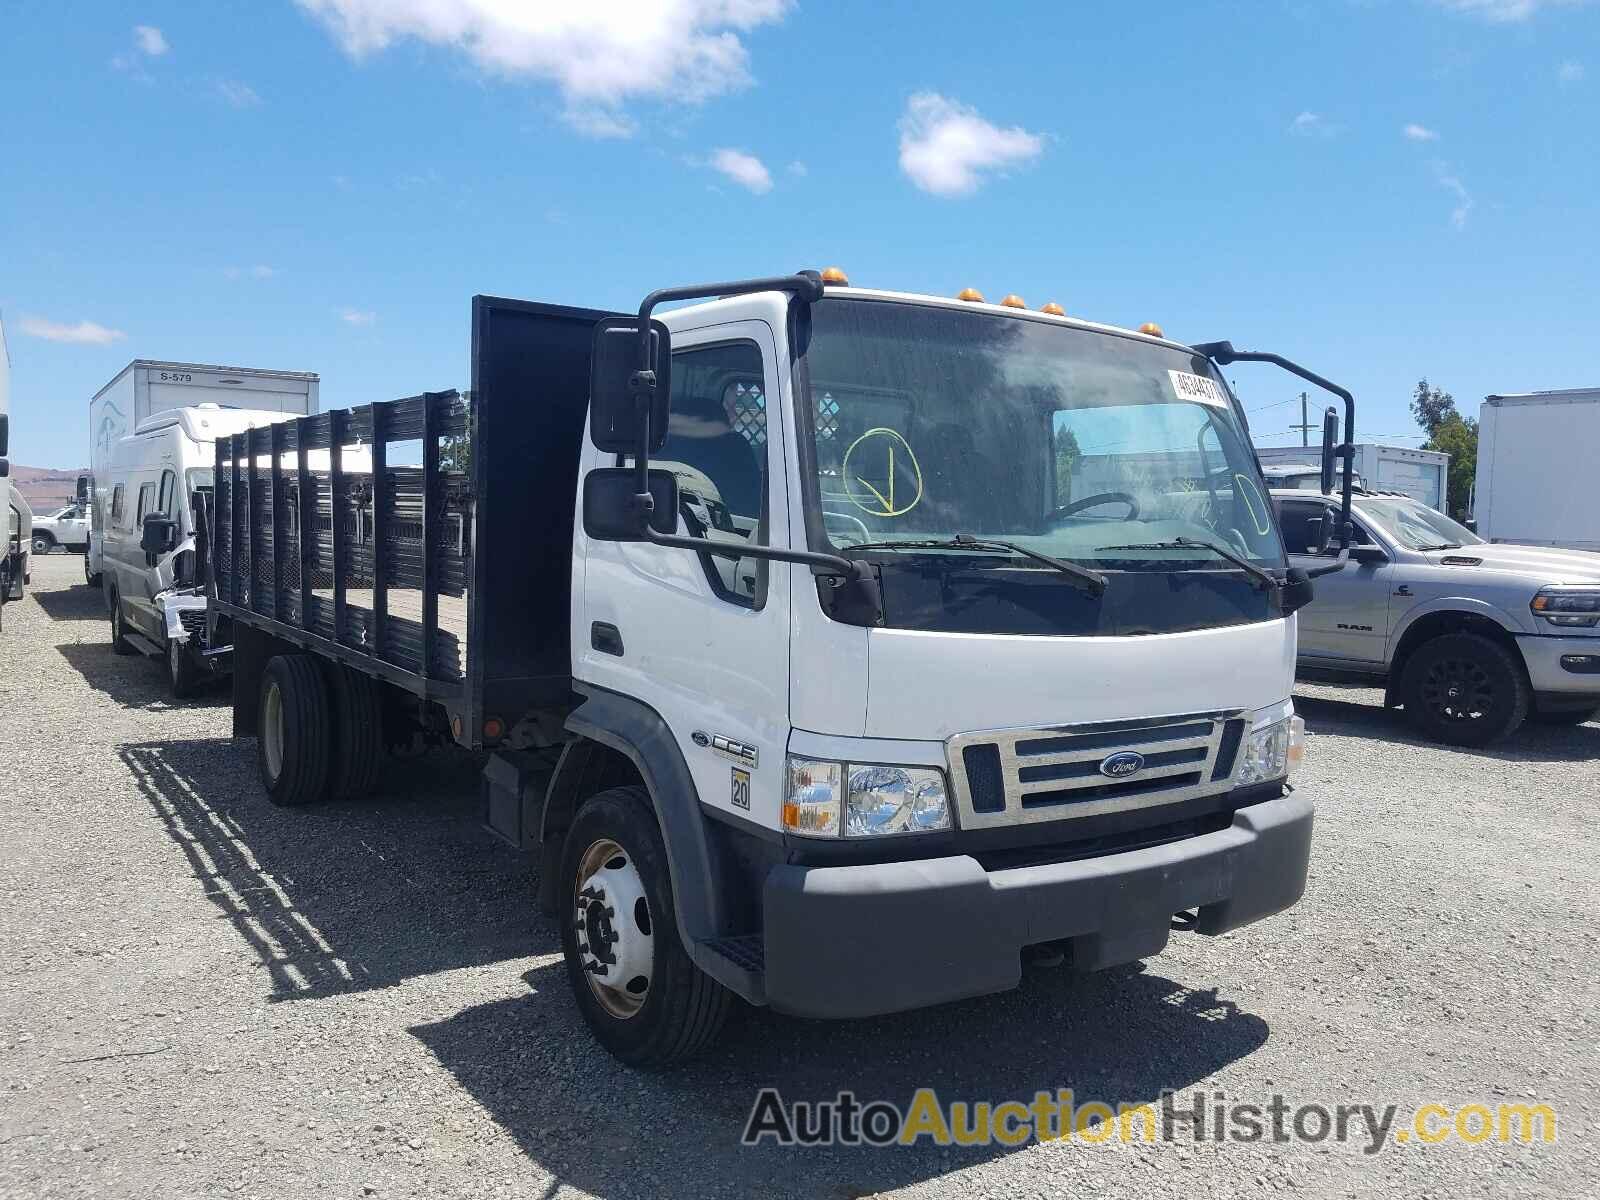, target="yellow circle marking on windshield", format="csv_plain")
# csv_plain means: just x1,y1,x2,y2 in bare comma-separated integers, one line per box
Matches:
1234,473,1272,536
843,427,924,517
